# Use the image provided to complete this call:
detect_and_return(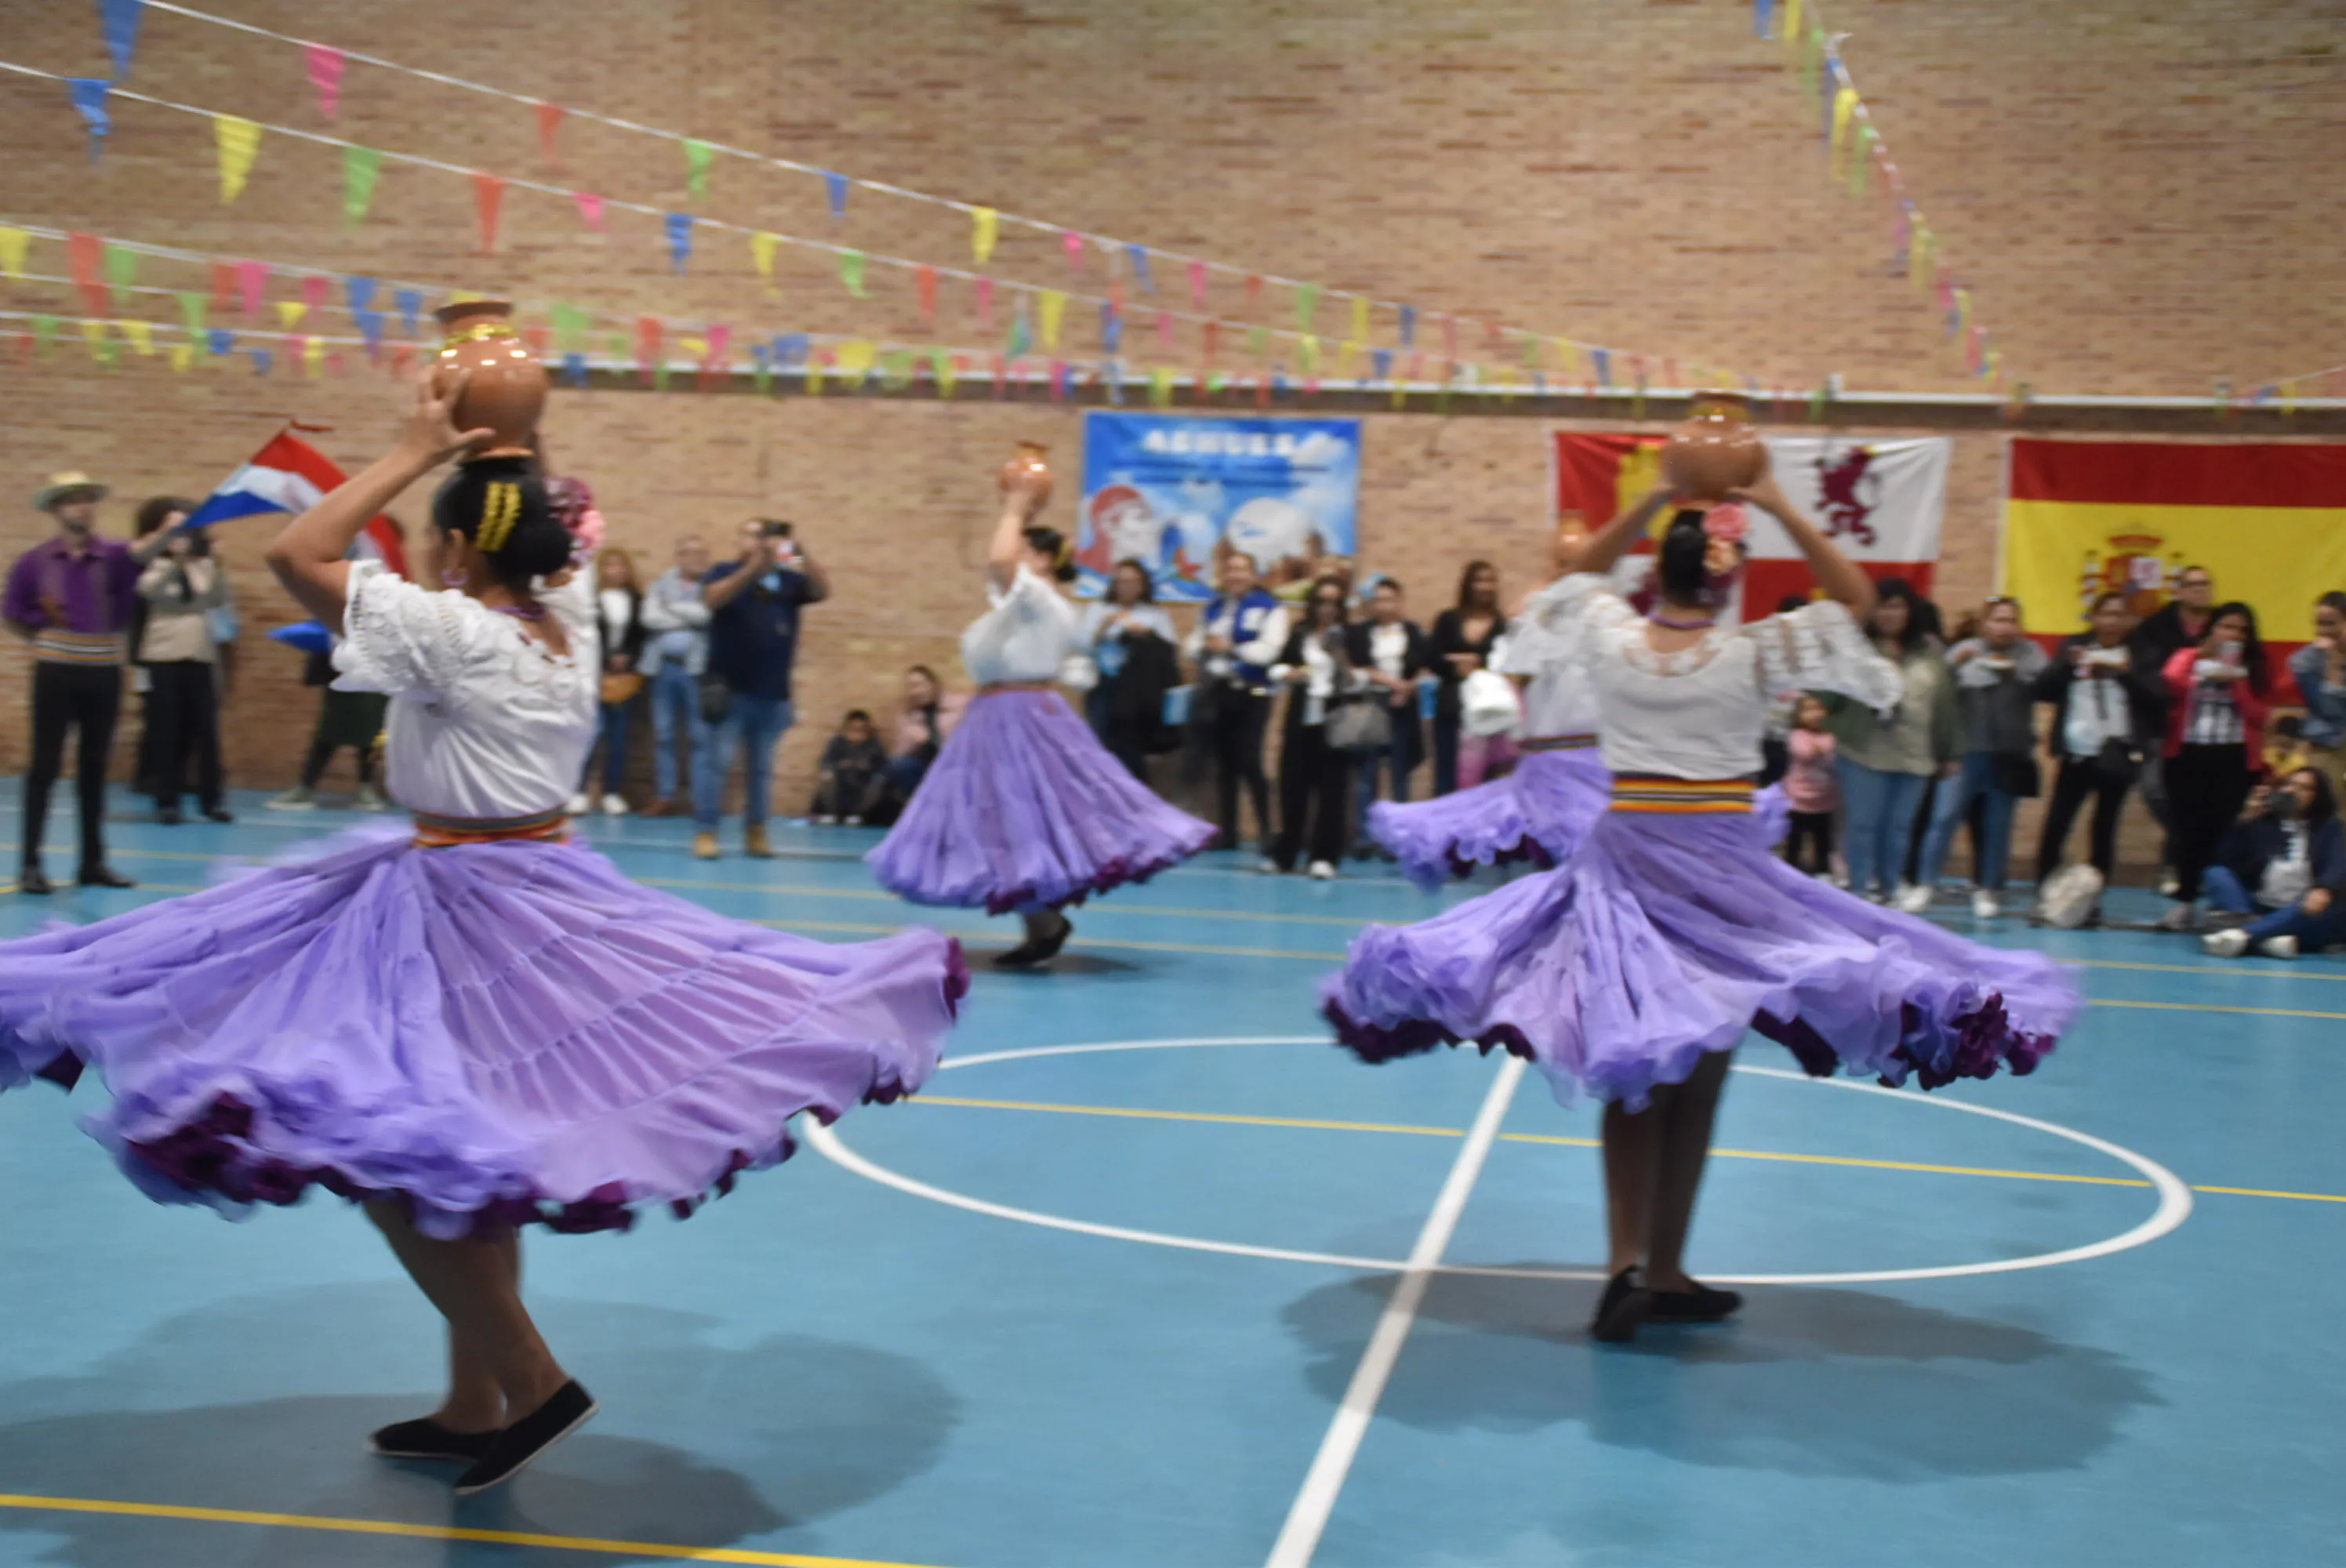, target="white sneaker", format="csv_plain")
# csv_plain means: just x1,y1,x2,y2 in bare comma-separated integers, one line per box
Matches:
2155,902,2200,933
1257,857,1282,875
812,814,838,826
601,793,630,817
567,792,590,816
1971,890,2001,920
2201,928,2251,958
1893,884,1934,915
2037,863,2104,930
267,786,316,811
353,783,388,812
2257,934,2299,960
2158,867,2181,898
1307,860,1338,880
